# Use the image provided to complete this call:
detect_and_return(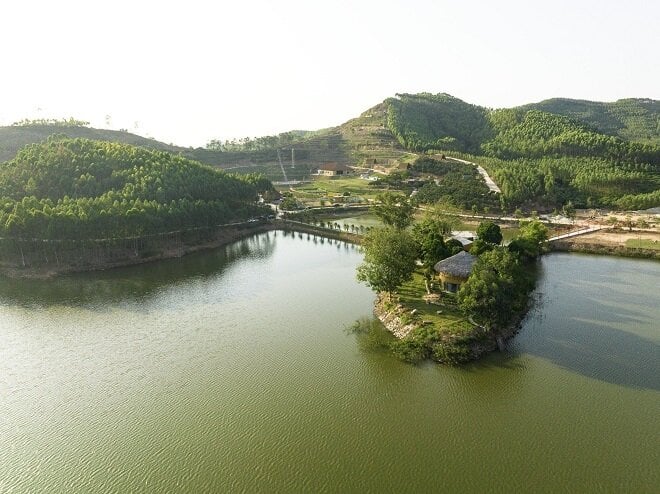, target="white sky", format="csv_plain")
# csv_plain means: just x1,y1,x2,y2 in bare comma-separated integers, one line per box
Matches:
1,0,658,147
